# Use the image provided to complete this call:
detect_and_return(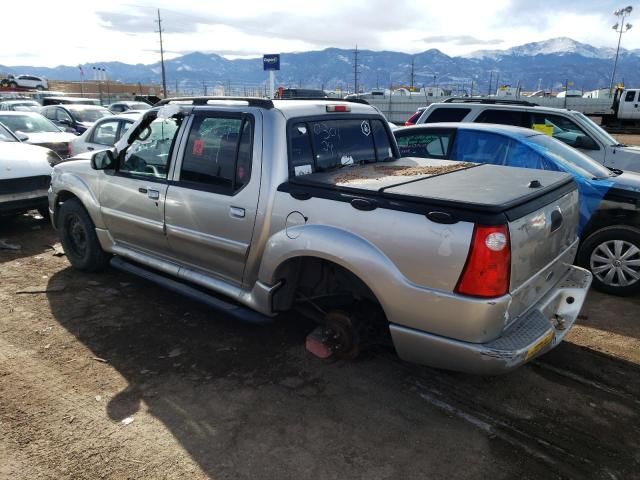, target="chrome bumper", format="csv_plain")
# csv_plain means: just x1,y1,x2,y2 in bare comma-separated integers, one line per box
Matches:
389,265,592,375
